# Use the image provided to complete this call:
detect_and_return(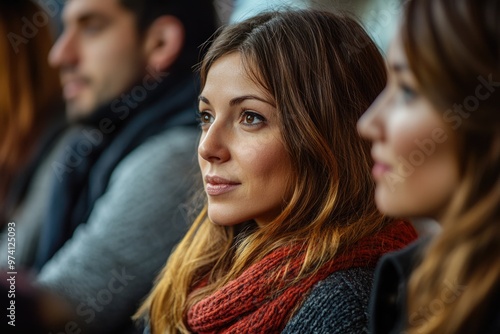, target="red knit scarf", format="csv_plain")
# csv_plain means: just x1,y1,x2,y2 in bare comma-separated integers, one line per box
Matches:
187,220,417,333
